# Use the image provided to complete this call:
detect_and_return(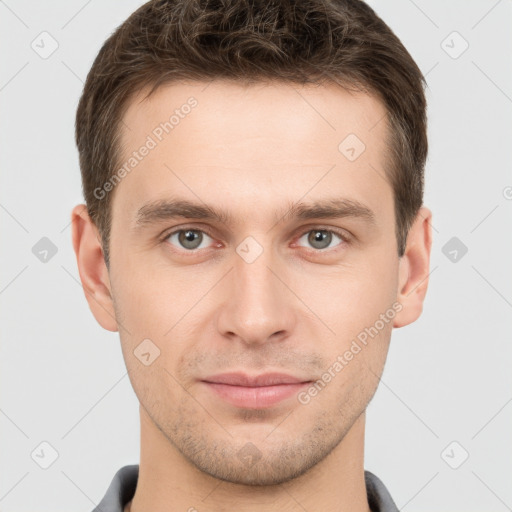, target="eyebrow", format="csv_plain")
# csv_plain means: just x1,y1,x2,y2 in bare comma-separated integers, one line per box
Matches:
133,196,376,230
